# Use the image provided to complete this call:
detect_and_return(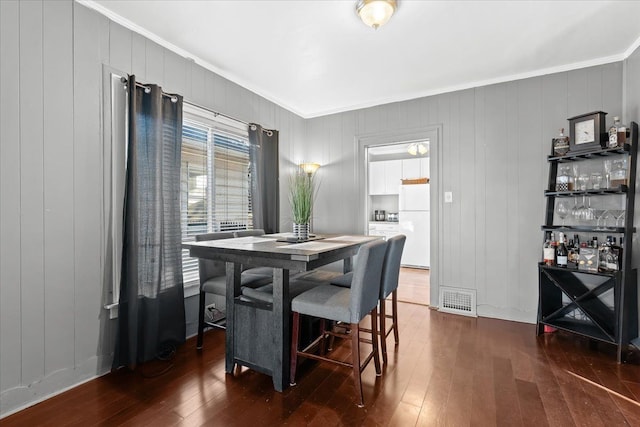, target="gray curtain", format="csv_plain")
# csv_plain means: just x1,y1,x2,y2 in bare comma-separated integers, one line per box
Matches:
248,124,279,233
113,75,186,369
